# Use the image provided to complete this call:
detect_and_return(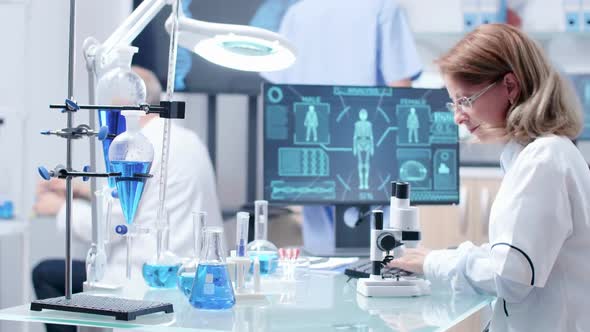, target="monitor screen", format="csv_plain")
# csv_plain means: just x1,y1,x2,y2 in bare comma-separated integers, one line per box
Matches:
568,74,590,140
263,84,460,205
